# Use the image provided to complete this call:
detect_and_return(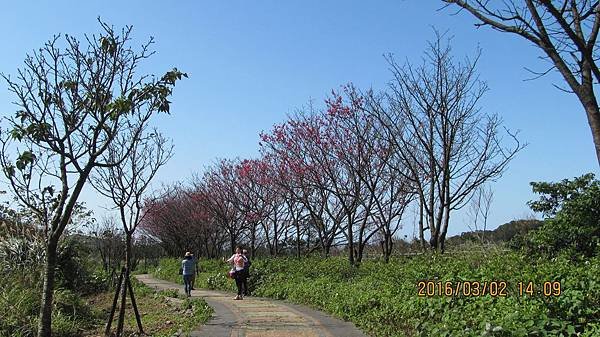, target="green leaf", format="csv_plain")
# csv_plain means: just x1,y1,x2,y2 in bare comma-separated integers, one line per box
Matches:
4,165,15,177
16,151,36,170
10,128,24,141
